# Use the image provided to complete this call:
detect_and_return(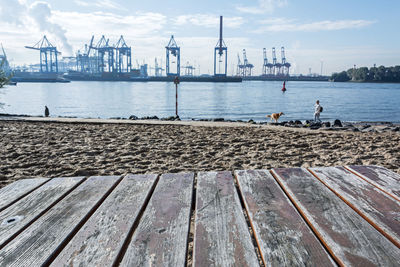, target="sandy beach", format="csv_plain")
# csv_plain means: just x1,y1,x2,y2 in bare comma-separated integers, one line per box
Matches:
1,118,399,188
